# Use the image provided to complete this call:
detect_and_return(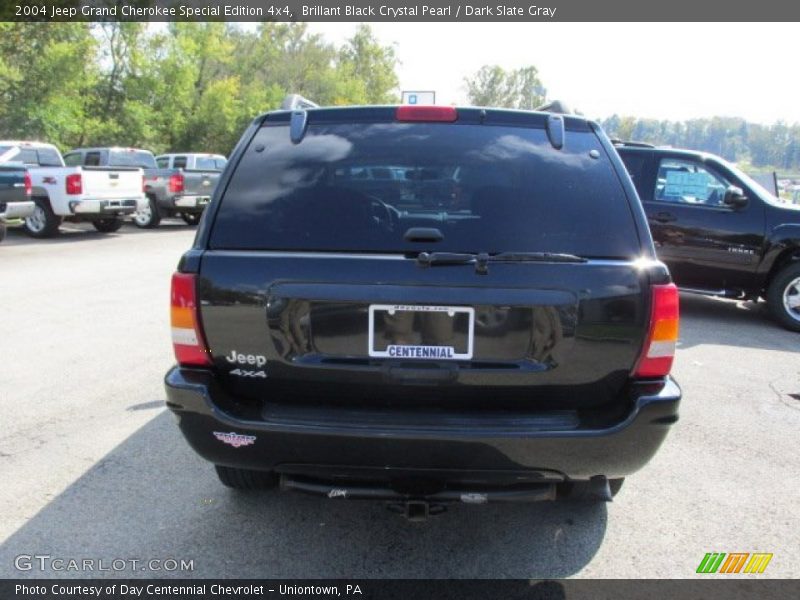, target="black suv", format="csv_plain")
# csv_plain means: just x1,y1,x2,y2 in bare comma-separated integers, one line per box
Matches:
165,100,681,516
617,143,800,331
